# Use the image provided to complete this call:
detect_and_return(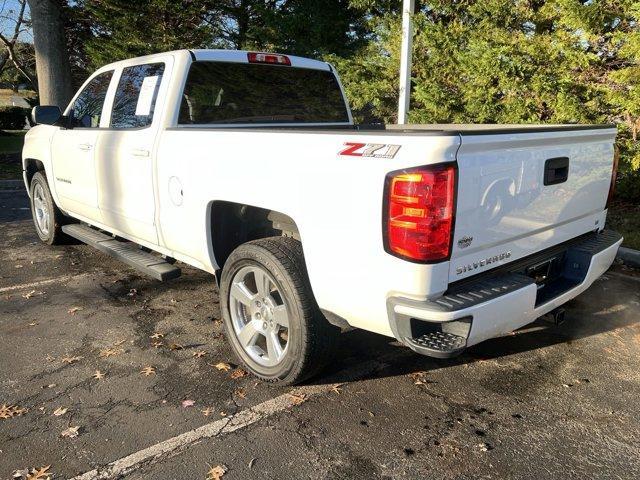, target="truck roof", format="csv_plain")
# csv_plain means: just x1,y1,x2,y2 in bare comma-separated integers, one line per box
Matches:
95,49,331,73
